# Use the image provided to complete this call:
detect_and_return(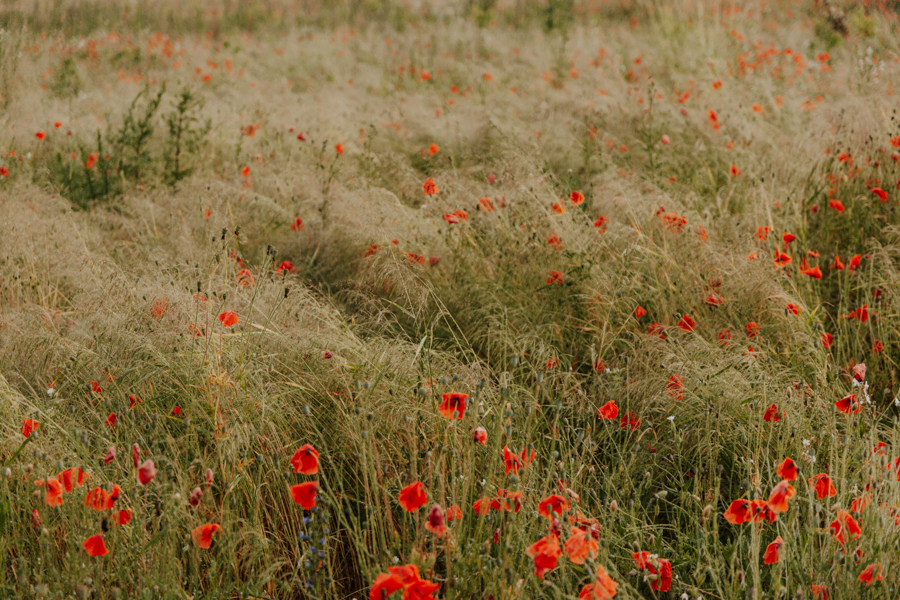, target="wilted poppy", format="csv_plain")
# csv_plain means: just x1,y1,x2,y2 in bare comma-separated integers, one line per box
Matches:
424,504,447,537
138,459,157,486
763,536,784,564
289,444,320,475
473,426,487,445
578,564,618,600
632,552,672,592
45,477,64,507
